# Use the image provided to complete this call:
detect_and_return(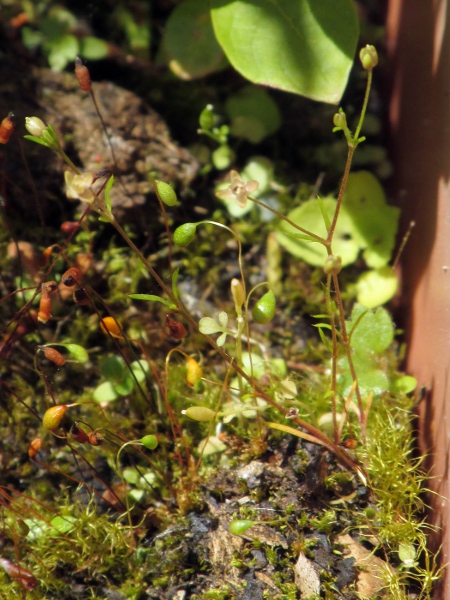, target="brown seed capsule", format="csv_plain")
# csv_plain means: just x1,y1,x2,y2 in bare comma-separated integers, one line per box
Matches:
75,57,92,92
166,314,187,340
0,112,15,144
28,438,42,458
73,288,90,305
0,558,37,591
61,267,82,287
42,346,65,366
61,221,80,235
70,423,89,444
42,405,68,431
44,280,58,293
88,431,104,446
